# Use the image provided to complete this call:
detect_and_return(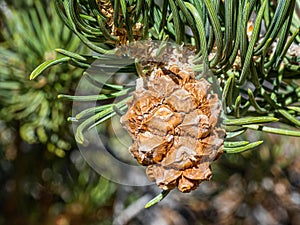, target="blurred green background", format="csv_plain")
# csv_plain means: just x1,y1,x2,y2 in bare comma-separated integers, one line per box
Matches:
0,1,299,225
